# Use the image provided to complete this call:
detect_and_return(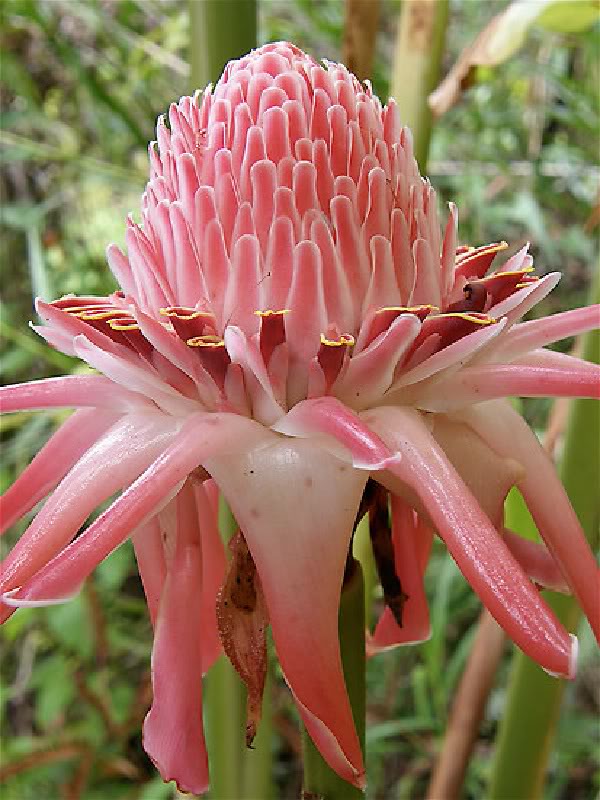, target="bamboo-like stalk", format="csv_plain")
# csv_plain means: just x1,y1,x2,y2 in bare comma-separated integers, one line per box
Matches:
391,0,449,171
342,0,380,82
302,560,366,800
189,0,257,88
489,294,600,799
